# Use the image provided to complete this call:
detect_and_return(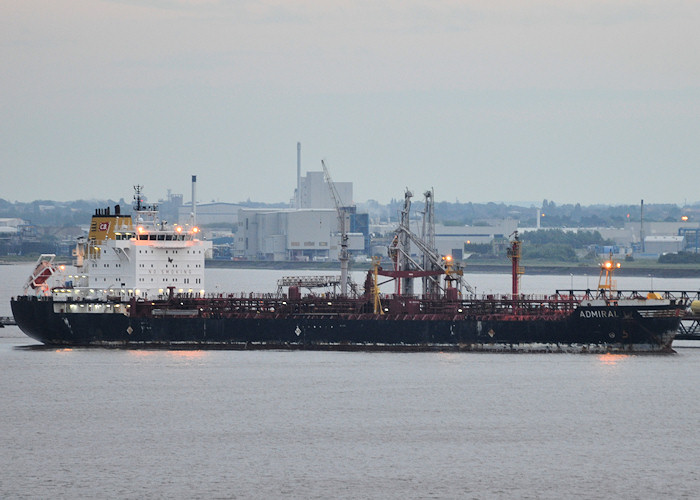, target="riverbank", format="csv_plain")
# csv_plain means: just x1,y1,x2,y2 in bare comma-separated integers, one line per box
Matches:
3,256,697,279
205,259,700,278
